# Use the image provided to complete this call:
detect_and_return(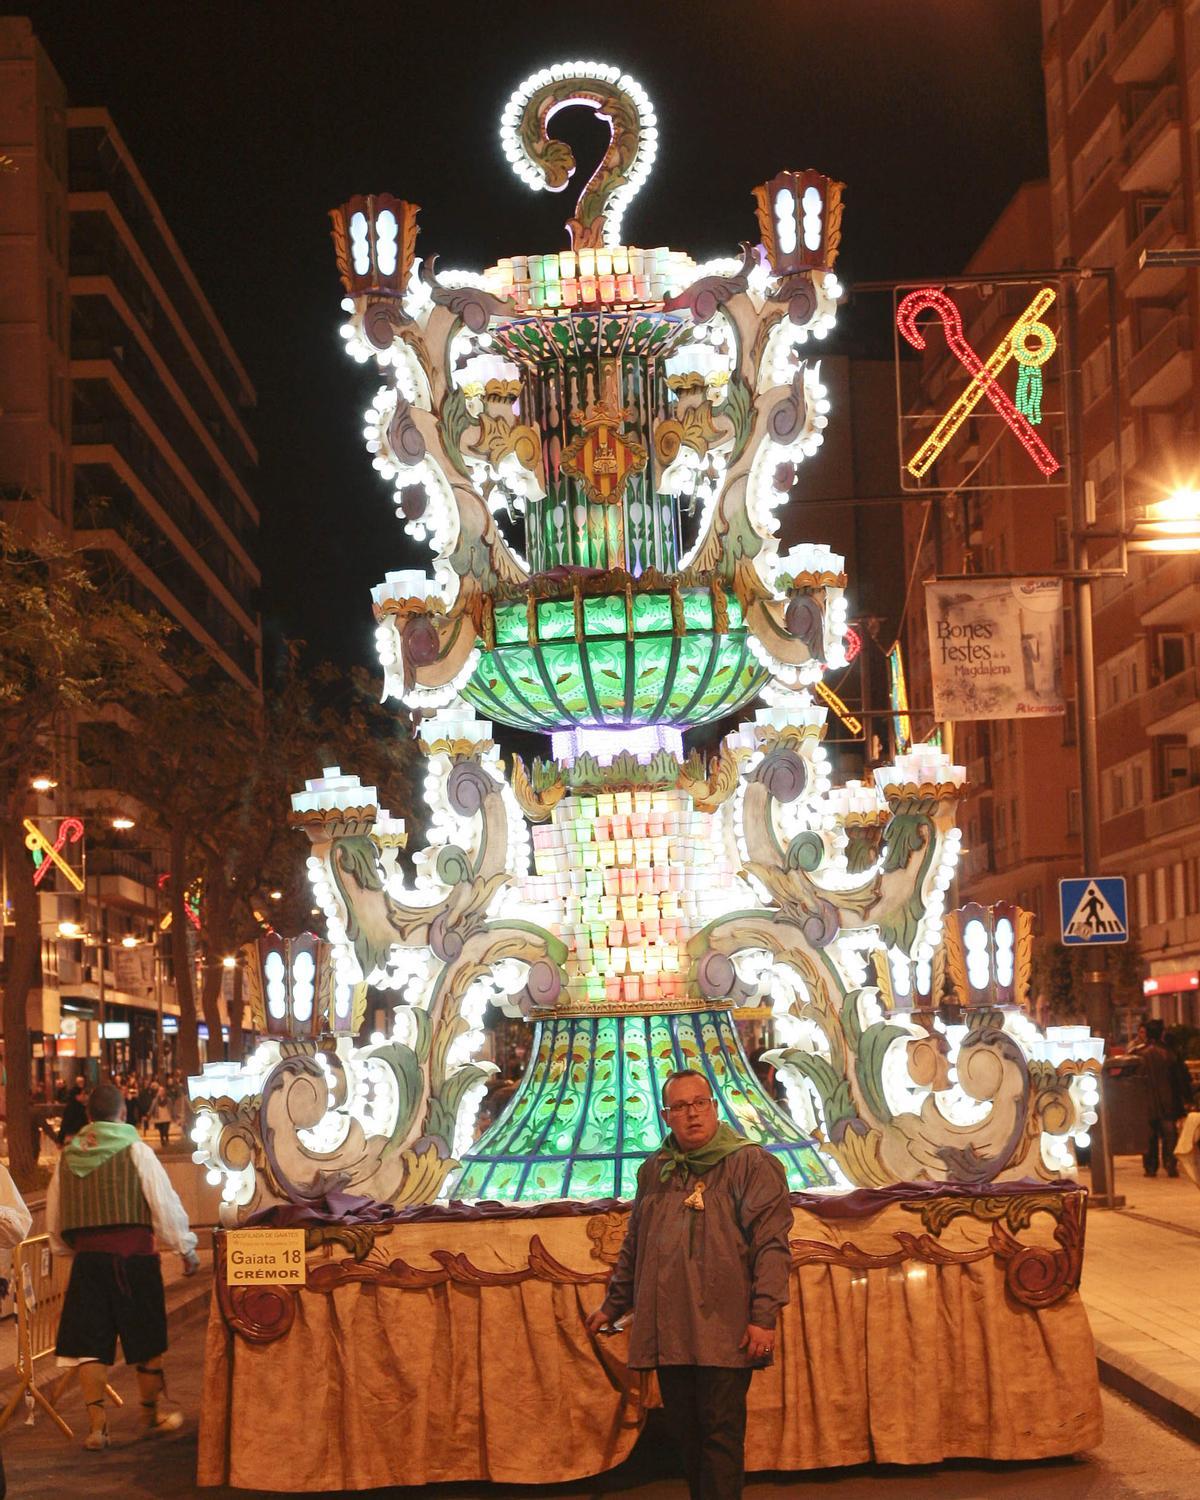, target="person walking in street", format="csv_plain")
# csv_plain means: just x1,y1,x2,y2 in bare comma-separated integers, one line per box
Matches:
46,1083,200,1450
0,1163,32,1496
585,1069,793,1500
58,1076,89,1145
149,1082,172,1149
1139,1020,1190,1178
